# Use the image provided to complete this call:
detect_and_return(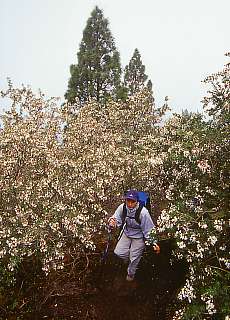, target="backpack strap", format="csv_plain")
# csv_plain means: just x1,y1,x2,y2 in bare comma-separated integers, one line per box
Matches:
135,205,143,224
121,204,127,225
121,203,143,225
